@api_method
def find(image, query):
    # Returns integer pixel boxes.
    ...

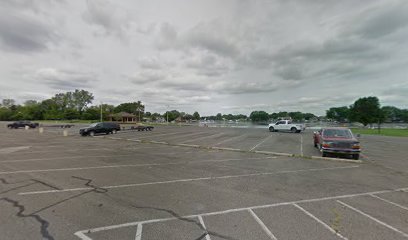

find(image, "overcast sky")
[1,0,407,115]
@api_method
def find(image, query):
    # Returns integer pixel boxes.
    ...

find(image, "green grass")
[351,128,408,137]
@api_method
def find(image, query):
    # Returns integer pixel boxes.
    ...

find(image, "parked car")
[7,121,39,129]
[313,127,361,160]
[268,120,305,133]
[79,122,120,136]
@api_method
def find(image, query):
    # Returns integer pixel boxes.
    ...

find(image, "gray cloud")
[184,54,231,77]
[210,80,302,95]
[350,2,408,39]
[1,0,407,115]
[138,57,163,69]
[33,68,94,90]
[156,22,178,50]
[128,70,166,84]
[0,8,57,52]
[83,0,131,37]
[185,23,240,58]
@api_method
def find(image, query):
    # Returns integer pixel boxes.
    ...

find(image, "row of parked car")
[6,121,154,137]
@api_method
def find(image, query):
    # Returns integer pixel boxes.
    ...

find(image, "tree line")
[326,96,408,126]
[0,89,201,122]
[1,91,406,126]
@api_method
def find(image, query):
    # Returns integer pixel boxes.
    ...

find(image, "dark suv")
[7,121,39,129]
[79,122,120,136]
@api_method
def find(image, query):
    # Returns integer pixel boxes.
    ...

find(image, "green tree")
[163,110,180,122]
[0,107,13,120]
[302,113,316,121]
[193,111,200,120]
[349,97,382,126]
[72,89,94,113]
[215,113,222,120]
[250,111,269,122]
[288,111,303,121]
[326,106,350,122]
[81,107,99,120]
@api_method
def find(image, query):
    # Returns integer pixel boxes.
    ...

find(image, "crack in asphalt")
[71,176,237,240]
[0,178,61,195]
[0,197,55,240]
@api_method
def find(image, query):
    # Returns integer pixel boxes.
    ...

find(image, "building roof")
[108,112,136,117]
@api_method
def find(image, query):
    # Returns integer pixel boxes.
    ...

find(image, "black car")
[79,122,120,136]
[7,121,39,129]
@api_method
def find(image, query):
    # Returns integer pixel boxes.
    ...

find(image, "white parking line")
[0,156,277,175]
[181,132,225,144]
[74,186,408,239]
[163,131,213,141]
[250,135,273,152]
[0,154,140,163]
[337,200,408,238]
[293,204,348,240]
[369,194,408,211]
[134,224,143,240]
[212,134,247,146]
[19,165,358,195]
[198,215,211,240]
[248,209,277,240]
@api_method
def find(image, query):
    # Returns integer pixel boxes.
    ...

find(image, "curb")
[175,143,200,148]
[253,150,294,157]
[210,147,243,152]
[100,136,363,164]
[310,156,363,163]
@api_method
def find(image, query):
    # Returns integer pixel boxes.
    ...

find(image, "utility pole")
[100,102,103,122]
[166,105,169,125]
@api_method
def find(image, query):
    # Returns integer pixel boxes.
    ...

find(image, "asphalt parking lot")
[1,123,408,240]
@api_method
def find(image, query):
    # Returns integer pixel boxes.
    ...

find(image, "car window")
[323,129,353,138]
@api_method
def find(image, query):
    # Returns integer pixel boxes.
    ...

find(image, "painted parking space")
[1,124,407,240]
[74,187,408,240]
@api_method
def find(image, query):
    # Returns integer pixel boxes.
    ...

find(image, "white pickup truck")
[268,120,305,133]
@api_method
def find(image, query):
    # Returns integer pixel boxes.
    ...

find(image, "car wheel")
[269,127,275,132]
[322,152,328,157]
[89,131,95,137]
[291,127,297,133]
[112,130,117,134]
[352,154,359,160]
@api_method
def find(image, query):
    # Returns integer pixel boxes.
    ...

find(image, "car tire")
[112,130,117,134]
[353,154,359,160]
[314,142,317,148]
[291,127,297,133]
[269,127,275,132]
[322,152,328,157]
[89,131,95,137]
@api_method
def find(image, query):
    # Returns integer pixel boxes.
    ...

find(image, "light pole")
[100,102,103,122]
[166,105,169,125]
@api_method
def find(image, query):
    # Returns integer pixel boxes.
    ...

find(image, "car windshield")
[323,129,353,138]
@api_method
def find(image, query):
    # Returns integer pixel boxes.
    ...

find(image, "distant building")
[108,112,137,123]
